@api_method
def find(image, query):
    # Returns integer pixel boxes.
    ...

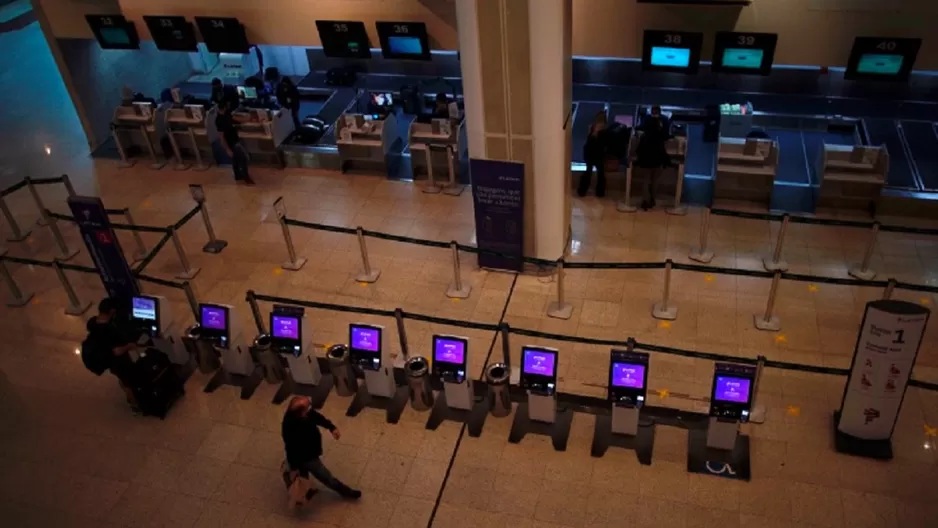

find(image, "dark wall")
[56,38,194,147]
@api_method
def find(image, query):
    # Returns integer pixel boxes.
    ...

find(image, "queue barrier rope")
[709,207,938,237]
[0,179,27,198]
[45,210,171,234]
[133,232,173,275]
[171,204,202,232]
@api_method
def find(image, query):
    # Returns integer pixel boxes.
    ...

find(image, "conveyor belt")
[900,120,938,191]
[768,129,809,185]
[866,119,917,189]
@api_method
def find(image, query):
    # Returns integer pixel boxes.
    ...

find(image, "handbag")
[281,460,315,507]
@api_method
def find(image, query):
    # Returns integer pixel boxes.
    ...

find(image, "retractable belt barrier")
[709,207,938,236]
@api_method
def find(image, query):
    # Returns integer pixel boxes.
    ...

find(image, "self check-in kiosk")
[269,307,332,407]
[508,346,573,451]
[425,335,486,436]
[344,323,408,423]
[130,295,190,368]
[687,362,755,481]
[201,303,262,399]
[590,344,654,463]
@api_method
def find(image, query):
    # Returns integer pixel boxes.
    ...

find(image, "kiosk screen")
[237,86,258,99]
[132,296,157,322]
[349,324,382,370]
[523,348,556,377]
[433,337,465,365]
[650,47,691,68]
[709,362,757,421]
[713,376,751,404]
[315,21,372,59]
[721,48,763,70]
[195,17,250,54]
[200,305,227,331]
[612,363,646,389]
[376,22,431,61]
[86,15,140,50]
[857,54,903,75]
[271,314,301,356]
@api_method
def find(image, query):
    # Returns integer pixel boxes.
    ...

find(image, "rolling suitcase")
[132,350,184,419]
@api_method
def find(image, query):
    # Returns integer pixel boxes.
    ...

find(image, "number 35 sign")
[835,299,929,459]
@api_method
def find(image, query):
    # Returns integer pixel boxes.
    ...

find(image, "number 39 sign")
[836,300,929,450]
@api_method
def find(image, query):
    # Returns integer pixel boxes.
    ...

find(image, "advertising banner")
[836,300,930,457]
[469,158,524,272]
[67,196,140,300]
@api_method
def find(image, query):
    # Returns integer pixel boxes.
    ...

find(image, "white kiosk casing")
[271,312,322,386]
[520,346,559,424]
[706,363,756,451]
[349,324,395,398]
[608,349,650,437]
[433,334,473,411]
[200,303,253,376]
[131,295,189,365]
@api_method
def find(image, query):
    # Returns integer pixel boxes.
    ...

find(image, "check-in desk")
[335,113,404,176]
[408,118,466,194]
[231,107,294,166]
[620,131,688,207]
[817,144,887,210]
[715,137,779,206]
[111,102,167,169]
[163,104,215,170]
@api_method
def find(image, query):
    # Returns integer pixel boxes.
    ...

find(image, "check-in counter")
[408,117,466,194]
[111,101,168,169]
[335,113,404,175]
[163,104,215,170]
[715,136,779,205]
[817,144,887,210]
[231,107,294,166]
[619,130,688,206]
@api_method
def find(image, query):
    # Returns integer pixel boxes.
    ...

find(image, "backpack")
[81,333,111,376]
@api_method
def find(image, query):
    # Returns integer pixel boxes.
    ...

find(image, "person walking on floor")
[215,98,255,185]
[281,396,362,500]
[635,105,671,210]
[577,111,608,197]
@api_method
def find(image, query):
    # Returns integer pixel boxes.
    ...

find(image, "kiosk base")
[425,385,488,437]
[508,402,574,451]
[832,411,893,460]
[203,368,263,400]
[272,374,334,408]
[590,413,655,464]
[686,428,751,481]
[345,385,409,424]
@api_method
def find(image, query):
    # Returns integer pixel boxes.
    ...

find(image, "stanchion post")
[616,166,637,213]
[749,355,766,424]
[170,227,200,280]
[882,278,896,300]
[422,147,441,194]
[182,281,199,321]
[546,259,573,320]
[246,290,266,335]
[47,214,79,262]
[52,260,91,315]
[652,259,678,320]
[61,174,76,198]
[665,163,687,216]
[689,207,714,263]
[0,194,30,242]
[189,185,228,254]
[754,271,782,331]
[763,214,790,272]
[849,221,879,281]
[499,323,511,373]
[395,308,409,362]
[355,226,380,283]
[273,198,307,271]
[25,178,48,226]
[123,208,148,262]
[445,241,471,299]
[0,251,33,307]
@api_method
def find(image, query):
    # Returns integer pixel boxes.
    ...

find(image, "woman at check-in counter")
[277,77,302,130]
[577,111,608,198]
[636,105,671,210]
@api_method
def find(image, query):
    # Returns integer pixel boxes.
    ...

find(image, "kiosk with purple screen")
[425,334,486,435]
[591,345,655,463]
[270,312,303,357]
[508,346,573,451]
[201,302,262,399]
[269,307,331,408]
[345,323,405,422]
[520,346,558,395]
[130,294,188,366]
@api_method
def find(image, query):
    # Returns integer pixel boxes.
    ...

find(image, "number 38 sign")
[836,300,929,456]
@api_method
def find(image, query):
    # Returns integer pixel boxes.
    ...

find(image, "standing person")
[277,76,302,130]
[577,111,608,197]
[636,105,671,210]
[215,98,255,185]
[84,298,140,414]
[281,396,362,500]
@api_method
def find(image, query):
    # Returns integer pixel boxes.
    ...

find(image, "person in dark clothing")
[210,78,225,106]
[277,77,302,130]
[432,92,451,119]
[281,396,362,499]
[215,99,255,185]
[86,298,139,413]
[578,111,608,197]
[636,105,672,210]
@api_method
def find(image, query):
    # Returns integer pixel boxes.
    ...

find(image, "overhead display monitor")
[642,30,703,74]
[376,21,432,61]
[85,15,140,51]
[712,32,777,75]
[845,37,920,82]
[349,323,383,371]
[144,16,198,52]
[316,20,372,59]
[195,16,250,54]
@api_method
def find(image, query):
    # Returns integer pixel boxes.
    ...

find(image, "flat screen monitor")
[195,16,250,54]
[376,21,431,61]
[711,31,777,75]
[642,30,702,74]
[237,86,257,99]
[856,54,904,75]
[132,296,158,322]
[522,347,557,378]
[316,20,372,59]
[611,362,646,389]
[370,92,394,108]
[144,16,198,52]
[650,47,691,68]
[199,303,229,339]
[271,313,302,356]
[845,37,920,82]
[713,376,752,404]
[433,336,466,366]
[86,15,140,51]
[349,323,382,370]
[721,48,764,70]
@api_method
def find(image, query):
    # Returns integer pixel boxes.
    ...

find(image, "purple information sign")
[272,315,300,340]
[200,306,227,331]
[132,296,157,321]
[612,363,645,389]
[522,348,556,377]
[714,376,751,404]
[434,338,466,365]
[351,326,380,352]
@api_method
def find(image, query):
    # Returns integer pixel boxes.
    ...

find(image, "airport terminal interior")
[2,0,938,527]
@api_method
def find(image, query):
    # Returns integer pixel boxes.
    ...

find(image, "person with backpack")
[83,298,140,414]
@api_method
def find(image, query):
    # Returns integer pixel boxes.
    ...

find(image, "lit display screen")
[350,325,380,352]
[611,363,645,389]
[200,305,227,331]
[522,347,556,377]
[433,337,466,365]
[388,36,424,55]
[131,296,157,321]
[856,53,904,75]
[722,48,764,69]
[713,376,752,404]
[650,47,691,68]
[272,315,300,340]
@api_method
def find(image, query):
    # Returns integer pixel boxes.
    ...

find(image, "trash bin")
[327,344,357,397]
[405,356,434,412]
[251,334,284,384]
[184,325,221,374]
[485,362,511,418]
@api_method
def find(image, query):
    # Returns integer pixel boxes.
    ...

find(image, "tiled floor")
[3,17,938,528]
